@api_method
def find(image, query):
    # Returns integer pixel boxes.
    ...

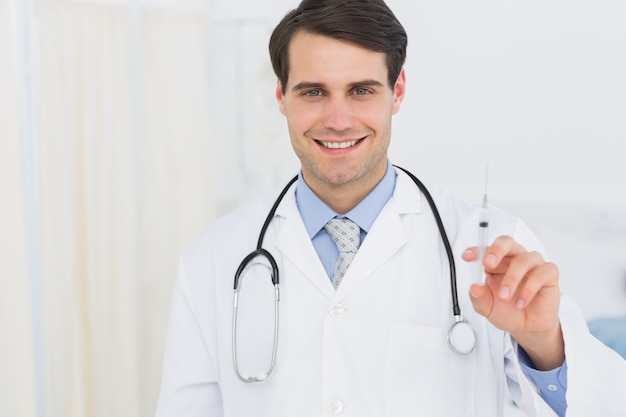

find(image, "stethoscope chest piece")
[447,318,476,355]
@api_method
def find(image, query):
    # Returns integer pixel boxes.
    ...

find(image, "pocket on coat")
[384,324,475,417]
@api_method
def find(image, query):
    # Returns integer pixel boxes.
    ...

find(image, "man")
[155,0,626,416]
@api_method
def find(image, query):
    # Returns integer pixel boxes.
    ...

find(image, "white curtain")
[1,0,214,416]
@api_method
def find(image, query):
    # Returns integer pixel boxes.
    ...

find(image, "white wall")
[389,0,626,201]
[209,0,626,320]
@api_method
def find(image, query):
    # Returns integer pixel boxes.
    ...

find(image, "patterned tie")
[324,218,361,289]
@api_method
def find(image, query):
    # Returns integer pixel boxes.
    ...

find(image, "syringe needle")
[477,164,489,283]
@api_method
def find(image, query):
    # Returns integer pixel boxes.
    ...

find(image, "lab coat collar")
[273,167,426,300]
[295,161,397,238]
[389,166,425,216]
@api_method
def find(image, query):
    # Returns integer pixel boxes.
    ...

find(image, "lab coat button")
[329,399,344,414]
[329,305,345,318]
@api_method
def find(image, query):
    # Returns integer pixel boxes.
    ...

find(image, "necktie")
[324,218,361,289]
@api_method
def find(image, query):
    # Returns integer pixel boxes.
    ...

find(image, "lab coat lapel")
[273,190,335,298]
[271,170,424,300]
[335,171,423,298]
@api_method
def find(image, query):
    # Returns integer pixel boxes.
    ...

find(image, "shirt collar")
[296,161,397,238]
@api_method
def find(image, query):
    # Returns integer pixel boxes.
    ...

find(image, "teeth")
[320,140,359,149]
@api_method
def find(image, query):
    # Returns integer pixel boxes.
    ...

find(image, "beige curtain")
[136,6,213,413]
[2,0,213,416]
[0,0,39,415]
[37,3,139,416]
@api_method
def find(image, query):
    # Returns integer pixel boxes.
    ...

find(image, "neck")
[303,164,387,214]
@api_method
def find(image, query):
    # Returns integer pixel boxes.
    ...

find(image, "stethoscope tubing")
[232,167,475,383]
[231,176,296,382]
[392,166,462,318]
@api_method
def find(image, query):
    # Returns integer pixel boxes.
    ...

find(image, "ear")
[276,79,287,115]
[391,68,406,115]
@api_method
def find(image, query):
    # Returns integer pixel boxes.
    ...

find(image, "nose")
[322,96,353,131]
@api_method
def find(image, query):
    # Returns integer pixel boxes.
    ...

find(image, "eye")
[303,89,322,97]
[353,87,372,95]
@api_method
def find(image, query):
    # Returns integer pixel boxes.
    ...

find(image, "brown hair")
[269,0,408,93]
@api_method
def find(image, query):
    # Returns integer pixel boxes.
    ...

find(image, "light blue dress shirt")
[296,163,395,279]
[294,161,567,417]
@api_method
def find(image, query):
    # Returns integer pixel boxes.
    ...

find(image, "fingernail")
[485,254,497,267]
[499,286,511,300]
[516,299,525,310]
[470,286,479,299]
[463,248,473,257]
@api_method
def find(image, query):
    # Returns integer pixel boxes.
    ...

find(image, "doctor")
[155,0,626,416]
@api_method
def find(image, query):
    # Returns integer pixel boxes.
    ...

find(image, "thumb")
[469,284,493,317]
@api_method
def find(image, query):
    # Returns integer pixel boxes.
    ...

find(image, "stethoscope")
[232,166,476,383]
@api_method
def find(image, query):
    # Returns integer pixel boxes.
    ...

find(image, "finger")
[497,251,546,302]
[483,236,527,270]
[462,247,478,262]
[513,262,559,310]
[464,245,508,267]
[465,236,525,267]
[469,283,493,318]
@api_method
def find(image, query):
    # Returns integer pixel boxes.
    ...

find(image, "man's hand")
[463,235,565,370]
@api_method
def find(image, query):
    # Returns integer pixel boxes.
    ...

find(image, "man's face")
[276,31,405,200]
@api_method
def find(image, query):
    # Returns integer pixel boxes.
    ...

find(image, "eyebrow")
[291,79,385,92]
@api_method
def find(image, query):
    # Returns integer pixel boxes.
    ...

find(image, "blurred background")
[1,0,624,416]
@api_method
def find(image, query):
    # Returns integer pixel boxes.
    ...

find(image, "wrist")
[514,324,565,371]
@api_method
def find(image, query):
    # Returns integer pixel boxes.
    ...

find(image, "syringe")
[476,164,489,283]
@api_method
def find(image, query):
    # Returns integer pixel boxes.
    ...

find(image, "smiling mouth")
[316,138,364,149]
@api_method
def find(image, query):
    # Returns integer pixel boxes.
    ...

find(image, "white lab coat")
[155,168,626,417]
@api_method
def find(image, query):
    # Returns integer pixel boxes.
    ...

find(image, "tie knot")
[324,218,361,253]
